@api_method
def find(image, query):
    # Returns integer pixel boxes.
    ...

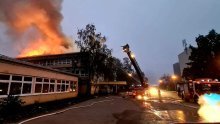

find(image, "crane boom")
[122,44,148,87]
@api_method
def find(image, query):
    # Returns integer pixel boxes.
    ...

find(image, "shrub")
[0,95,24,120]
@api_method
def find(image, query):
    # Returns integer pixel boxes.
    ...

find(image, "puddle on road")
[140,100,203,123]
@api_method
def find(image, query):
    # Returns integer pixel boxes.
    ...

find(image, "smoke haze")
[0,0,73,57]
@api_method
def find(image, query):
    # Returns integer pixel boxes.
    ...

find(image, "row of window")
[37,59,72,66]
[74,69,89,77]
[0,74,77,96]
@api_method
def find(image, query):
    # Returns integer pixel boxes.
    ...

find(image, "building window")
[24,77,32,81]
[61,80,66,91]
[66,84,70,91]
[22,76,32,94]
[36,78,43,82]
[10,82,22,95]
[44,78,49,83]
[49,79,55,92]
[35,84,42,93]
[66,59,71,64]
[66,81,70,91]
[61,84,65,91]
[57,84,61,92]
[0,74,10,80]
[49,84,55,92]
[43,84,49,93]
[57,80,61,83]
[0,82,9,95]
[22,83,32,94]
[70,81,76,92]
[50,79,55,83]
[12,75,22,81]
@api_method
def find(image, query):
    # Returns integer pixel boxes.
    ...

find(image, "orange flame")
[16,3,71,57]
[0,0,72,57]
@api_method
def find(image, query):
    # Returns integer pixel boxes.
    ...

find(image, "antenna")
[182,39,188,54]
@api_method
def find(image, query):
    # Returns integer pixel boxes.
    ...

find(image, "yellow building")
[0,55,78,105]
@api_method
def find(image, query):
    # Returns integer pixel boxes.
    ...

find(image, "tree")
[183,29,220,79]
[158,74,176,91]
[0,95,24,121]
[75,24,112,95]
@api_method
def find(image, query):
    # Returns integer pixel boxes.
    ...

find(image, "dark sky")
[1,0,220,84]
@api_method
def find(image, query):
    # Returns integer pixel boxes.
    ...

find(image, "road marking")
[18,98,114,124]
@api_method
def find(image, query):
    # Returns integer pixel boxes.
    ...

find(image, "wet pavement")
[19,90,205,124]
[116,90,203,124]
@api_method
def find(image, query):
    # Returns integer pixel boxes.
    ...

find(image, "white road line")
[18,98,114,124]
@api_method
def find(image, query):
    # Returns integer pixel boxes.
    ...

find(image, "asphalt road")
[19,90,204,124]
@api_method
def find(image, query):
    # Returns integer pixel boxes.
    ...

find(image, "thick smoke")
[0,0,73,57]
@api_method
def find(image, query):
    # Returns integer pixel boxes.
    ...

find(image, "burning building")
[17,52,127,95]
[0,0,126,96]
[17,52,91,95]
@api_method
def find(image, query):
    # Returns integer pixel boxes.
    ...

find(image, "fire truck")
[122,44,148,88]
[122,44,150,99]
[176,78,220,103]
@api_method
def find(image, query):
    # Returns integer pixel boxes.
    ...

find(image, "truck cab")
[176,78,220,103]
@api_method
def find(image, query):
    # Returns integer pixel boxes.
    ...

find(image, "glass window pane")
[43,84,49,93]
[0,74,10,80]
[50,79,55,83]
[24,77,32,81]
[0,82,9,95]
[57,84,61,92]
[12,76,22,81]
[10,82,22,95]
[36,78,43,82]
[49,84,54,92]
[44,78,49,82]
[61,84,65,91]
[57,80,61,83]
[35,84,42,93]
[66,81,69,85]
[62,80,65,84]
[66,85,69,91]
[70,81,77,92]
[22,83,32,94]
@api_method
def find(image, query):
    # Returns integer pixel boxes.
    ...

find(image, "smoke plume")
[0,0,73,57]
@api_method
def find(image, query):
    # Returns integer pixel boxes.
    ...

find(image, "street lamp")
[131,53,135,58]
[171,75,177,80]
[128,73,132,77]
[171,75,177,91]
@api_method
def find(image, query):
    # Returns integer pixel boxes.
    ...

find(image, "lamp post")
[158,79,162,102]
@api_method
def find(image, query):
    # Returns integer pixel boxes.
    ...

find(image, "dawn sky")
[1,0,220,84]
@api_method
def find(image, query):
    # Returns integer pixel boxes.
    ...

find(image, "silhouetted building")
[173,62,181,77]
[178,48,192,76]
